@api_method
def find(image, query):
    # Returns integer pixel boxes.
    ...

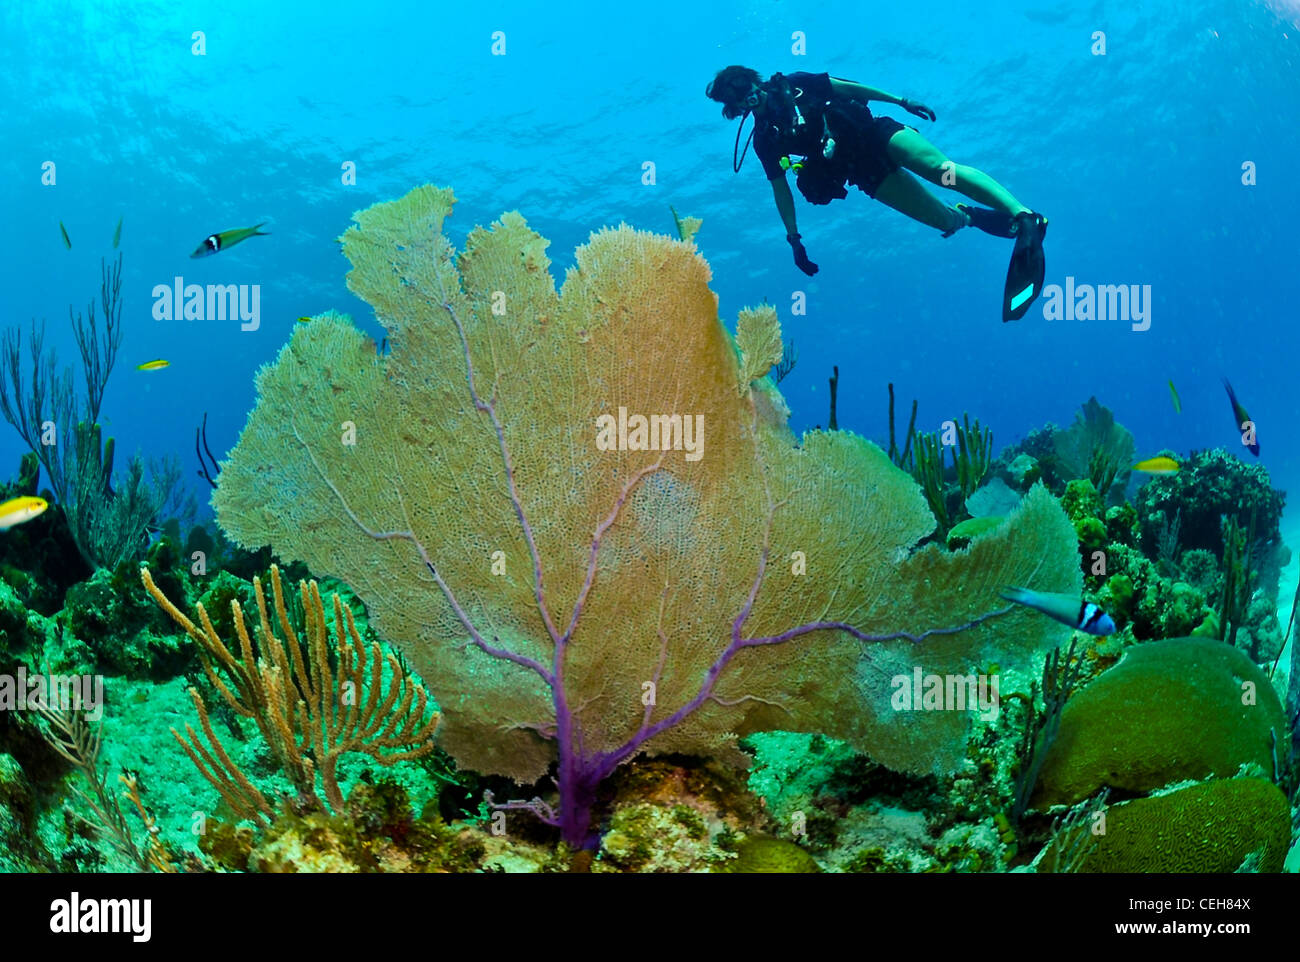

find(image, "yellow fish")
[137,359,170,371]
[296,316,313,323]
[0,496,49,530]
[1133,455,1179,474]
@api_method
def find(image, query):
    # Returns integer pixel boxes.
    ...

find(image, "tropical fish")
[1133,455,1179,474]
[296,316,313,323]
[0,496,49,530]
[112,216,122,249]
[136,359,170,371]
[1167,379,1180,414]
[1000,586,1116,636]
[59,221,71,249]
[190,222,269,258]
[1222,378,1260,456]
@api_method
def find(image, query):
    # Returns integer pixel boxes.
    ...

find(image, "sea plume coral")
[213,185,1080,848]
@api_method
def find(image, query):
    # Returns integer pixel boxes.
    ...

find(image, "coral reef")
[61,562,193,679]
[0,198,1287,877]
[210,185,1082,848]
[0,455,86,615]
[1135,448,1285,569]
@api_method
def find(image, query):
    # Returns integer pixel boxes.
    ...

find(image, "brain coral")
[1032,638,1288,808]
[1042,778,1291,873]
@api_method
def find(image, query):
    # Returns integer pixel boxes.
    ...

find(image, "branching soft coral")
[211,185,1080,848]
[141,565,439,823]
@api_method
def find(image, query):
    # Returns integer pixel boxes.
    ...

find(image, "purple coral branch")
[435,291,564,649]
[564,458,663,643]
[430,281,614,844]
[425,563,557,683]
[290,419,555,686]
[588,602,1018,786]
[740,604,1017,648]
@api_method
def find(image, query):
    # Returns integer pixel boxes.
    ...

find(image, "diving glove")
[899,98,937,122]
[788,233,819,276]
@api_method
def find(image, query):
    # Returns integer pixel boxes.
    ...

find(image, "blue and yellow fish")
[1000,586,1116,635]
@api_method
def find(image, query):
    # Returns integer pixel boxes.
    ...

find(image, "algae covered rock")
[717,835,821,873]
[1103,502,1138,547]
[1042,778,1290,873]
[245,781,486,873]
[1061,479,1103,524]
[1006,454,1040,491]
[1032,638,1287,808]
[60,565,193,678]
[0,752,48,871]
[600,802,717,872]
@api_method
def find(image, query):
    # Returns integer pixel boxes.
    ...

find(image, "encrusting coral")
[140,564,439,823]
[211,185,1081,849]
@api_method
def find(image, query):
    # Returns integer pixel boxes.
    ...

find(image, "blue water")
[1,0,1297,521]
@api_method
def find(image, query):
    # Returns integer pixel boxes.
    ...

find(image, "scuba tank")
[731,73,873,204]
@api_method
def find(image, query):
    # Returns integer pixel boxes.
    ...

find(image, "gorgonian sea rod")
[213,185,1079,848]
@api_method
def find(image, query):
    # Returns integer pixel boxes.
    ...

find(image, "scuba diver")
[705,66,1048,321]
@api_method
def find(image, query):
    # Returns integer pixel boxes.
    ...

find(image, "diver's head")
[706,65,765,119]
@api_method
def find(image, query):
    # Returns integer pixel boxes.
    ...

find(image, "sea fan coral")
[212,185,1080,847]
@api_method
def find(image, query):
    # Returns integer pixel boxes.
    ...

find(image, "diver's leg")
[885,127,1028,215]
[873,168,966,232]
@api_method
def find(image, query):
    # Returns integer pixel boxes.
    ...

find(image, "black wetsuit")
[752,71,911,201]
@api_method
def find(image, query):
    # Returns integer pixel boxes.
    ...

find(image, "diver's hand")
[900,98,936,122]
[788,233,819,275]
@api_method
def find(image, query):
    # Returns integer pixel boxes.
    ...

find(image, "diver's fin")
[1002,211,1048,322]
[957,203,1017,238]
